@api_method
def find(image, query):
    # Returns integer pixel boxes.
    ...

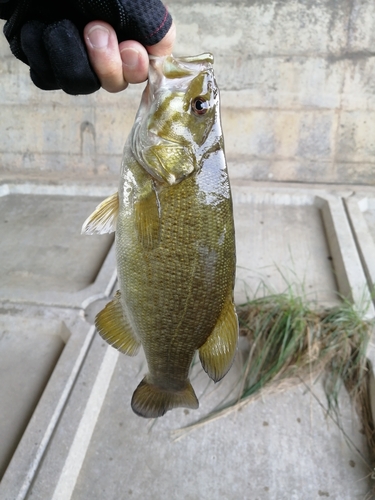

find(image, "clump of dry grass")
[173,293,375,479]
[237,295,371,413]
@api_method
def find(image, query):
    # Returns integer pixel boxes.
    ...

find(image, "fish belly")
[116,168,235,417]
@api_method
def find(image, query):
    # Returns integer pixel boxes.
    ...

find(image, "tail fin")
[131,376,199,418]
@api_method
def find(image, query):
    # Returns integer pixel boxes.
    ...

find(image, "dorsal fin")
[82,192,119,235]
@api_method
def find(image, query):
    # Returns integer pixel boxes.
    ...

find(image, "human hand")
[0,0,174,95]
[84,20,175,93]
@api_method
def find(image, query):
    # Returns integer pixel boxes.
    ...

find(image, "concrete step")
[0,315,66,479]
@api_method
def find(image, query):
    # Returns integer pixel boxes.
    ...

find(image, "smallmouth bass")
[82,53,238,418]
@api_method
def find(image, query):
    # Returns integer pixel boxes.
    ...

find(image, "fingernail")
[120,48,140,68]
[86,26,109,49]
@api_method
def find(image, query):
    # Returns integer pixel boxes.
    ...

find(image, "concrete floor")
[0,180,374,499]
[27,335,371,500]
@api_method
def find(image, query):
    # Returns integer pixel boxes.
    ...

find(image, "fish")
[82,53,238,418]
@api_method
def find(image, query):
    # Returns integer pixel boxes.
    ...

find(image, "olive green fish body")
[82,54,238,418]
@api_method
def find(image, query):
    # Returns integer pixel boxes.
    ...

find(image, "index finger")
[146,21,176,56]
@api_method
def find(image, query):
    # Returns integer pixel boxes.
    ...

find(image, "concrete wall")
[0,0,375,185]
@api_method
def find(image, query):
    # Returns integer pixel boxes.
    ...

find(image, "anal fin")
[95,290,140,356]
[131,376,199,418]
[199,295,239,382]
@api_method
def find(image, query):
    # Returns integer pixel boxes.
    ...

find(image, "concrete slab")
[344,192,375,435]
[345,193,375,297]
[0,305,101,498]
[0,193,109,291]
[22,335,372,500]
[0,183,116,308]
[232,182,374,318]
[0,181,118,494]
[0,316,67,478]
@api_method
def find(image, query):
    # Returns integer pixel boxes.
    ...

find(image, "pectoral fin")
[134,185,161,250]
[95,291,140,356]
[82,192,119,235]
[199,296,239,382]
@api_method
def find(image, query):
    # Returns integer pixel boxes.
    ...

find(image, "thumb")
[146,21,176,56]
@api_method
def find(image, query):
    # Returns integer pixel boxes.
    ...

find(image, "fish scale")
[119,178,227,349]
[82,53,238,418]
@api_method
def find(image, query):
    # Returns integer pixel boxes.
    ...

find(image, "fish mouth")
[149,53,214,80]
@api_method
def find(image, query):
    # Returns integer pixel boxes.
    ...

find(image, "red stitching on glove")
[145,7,169,40]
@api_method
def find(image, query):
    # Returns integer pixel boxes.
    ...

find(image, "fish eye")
[191,97,209,115]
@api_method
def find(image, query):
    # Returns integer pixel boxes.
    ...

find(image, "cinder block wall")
[0,0,374,185]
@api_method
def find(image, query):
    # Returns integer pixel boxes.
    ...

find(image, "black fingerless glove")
[0,0,172,95]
